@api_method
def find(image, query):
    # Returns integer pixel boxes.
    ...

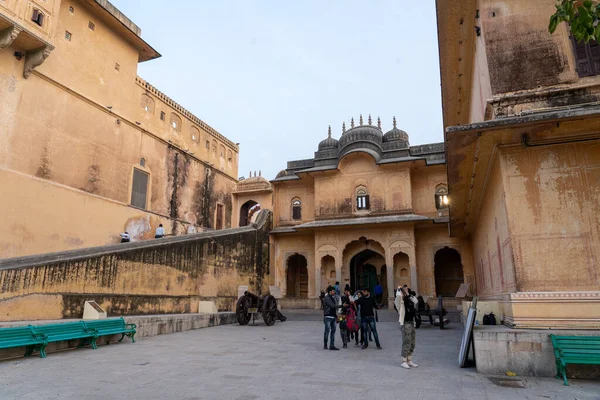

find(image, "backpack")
[488,312,497,325]
[483,314,491,325]
[346,306,359,333]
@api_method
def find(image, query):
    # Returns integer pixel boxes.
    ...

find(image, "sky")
[111,0,443,180]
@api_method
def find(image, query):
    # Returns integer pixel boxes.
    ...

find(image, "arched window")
[435,184,449,209]
[32,9,45,26]
[190,126,200,143]
[170,113,182,132]
[292,199,302,220]
[141,94,155,114]
[227,150,233,163]
[212,140,217,155]
[356,186,369,210]
[219,145,225,158]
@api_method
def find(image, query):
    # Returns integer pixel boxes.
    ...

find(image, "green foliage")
[549,0,600,42]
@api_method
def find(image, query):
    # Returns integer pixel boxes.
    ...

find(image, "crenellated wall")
[0,211,272,321]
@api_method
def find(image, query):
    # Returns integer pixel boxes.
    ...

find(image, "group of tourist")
[322,283,419,369]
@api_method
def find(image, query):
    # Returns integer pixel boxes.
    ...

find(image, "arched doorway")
[393,252,410,289]
[434,247,463,297]
[320,255,336,291]
[239,200,258,227]
[350,250,384,294]
[286,254,308,298]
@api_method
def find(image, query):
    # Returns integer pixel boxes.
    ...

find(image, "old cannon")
[236,291,287,326]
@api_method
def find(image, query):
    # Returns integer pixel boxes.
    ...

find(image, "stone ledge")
[0,312,236,361]
[473,325,600,379]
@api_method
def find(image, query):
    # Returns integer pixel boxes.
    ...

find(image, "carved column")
[410,264,418,293]
[23,45,53,79]
[385,252,394,309]
[0,26,22,49]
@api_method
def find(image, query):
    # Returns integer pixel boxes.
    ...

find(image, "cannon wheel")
[236,296,252,325]
[262,295,277,326]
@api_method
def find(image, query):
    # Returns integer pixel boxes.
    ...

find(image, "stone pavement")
[0,310,598,400]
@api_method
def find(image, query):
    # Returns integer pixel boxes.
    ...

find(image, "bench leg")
[40,344,47,359]
[561,362,569,386]
[91,337,97,350]
[118,333,126,342]
[24,345,33,357]
[129,332,136,343]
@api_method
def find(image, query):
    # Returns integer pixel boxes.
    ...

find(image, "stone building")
[437,0,600,329]
[262,117,473,309]
[0,0,238,258]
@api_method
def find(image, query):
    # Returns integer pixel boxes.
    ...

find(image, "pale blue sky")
[112,0,442,180]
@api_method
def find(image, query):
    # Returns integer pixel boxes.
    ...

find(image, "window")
[191,127,200,142]
[292,199,302,220]
[219,145,225,158]
[435,184,449,210]
[65,31,72,41]
[160,111,165,121]
[115,63,120,71]
[69,6,74,13]
[131,168,149,209]
[215,204,224,230]
[141,94,154,114]
[205,140,210,149]
[139,158,146,167]
[571,35,600,77]
[170,114,182,131]
[32,9,44,26]
[227,150,233,163]
[88,21,95,31]
[356,187,369,210]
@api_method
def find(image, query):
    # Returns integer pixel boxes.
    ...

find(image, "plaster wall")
[273,179,315,225]
[0,0,60,41]
[501,142,600,292]
[472,155,515,298]
[468,0,493,123]
[411,164,447,217]
[0,211,272,321]
[478,0,580,95]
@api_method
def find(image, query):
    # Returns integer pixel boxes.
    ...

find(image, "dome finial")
[393,116,397,129]
[351,117,355,128]
[377,116,381,129]
[328,125,332,138]
[342,121,346,133]
[359,114,363,126]
[368,114,372,125]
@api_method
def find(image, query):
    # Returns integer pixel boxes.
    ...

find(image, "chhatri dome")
[318,125,339,150]
[383,116,410,145]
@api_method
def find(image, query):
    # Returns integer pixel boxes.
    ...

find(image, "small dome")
[318,125,339,150]
[275,169,288,179]
[235,174,271,192]
[383,117,409,144]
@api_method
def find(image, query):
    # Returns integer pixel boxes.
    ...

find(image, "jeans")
[361,316,380,347]
[323,317,336,348]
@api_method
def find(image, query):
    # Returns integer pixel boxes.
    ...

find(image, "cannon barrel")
[243,291,261,302]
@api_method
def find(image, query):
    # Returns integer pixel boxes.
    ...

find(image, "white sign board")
[83,300,107,320]
[238,285,249,299]
[269,286,282,299]
[455,283,470,298]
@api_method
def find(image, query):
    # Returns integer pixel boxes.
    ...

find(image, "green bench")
[550,334,600,386]
[0,326,47,358]
[31,321,98,356]
[83,318,136,343]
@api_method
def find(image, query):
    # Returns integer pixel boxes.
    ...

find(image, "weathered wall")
[0,1,238,258]
[502,142,600,292]
[479,0,578,95]
[411,164,448,217]
[472,155,515,297]
[469,0,493,123]
[0,211,272,321]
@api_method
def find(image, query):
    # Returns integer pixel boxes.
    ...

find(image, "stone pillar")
[335,257,342,288]
[410,264,418,293]
[315,268,321,299]
[386,252,394,309]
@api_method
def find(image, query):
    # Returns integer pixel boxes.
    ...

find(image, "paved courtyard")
[0,311,598,400]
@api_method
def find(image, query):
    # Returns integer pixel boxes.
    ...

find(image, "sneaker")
[330,346,340,351]
[400,362,410,369]
[343,344,347,348]
[324,344,327,350]
[408,361,418,368]
[376,346,382,350]
[361,344,368,349]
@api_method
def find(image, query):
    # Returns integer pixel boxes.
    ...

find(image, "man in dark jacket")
[355,287,382,349]
[323,286,345,350]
